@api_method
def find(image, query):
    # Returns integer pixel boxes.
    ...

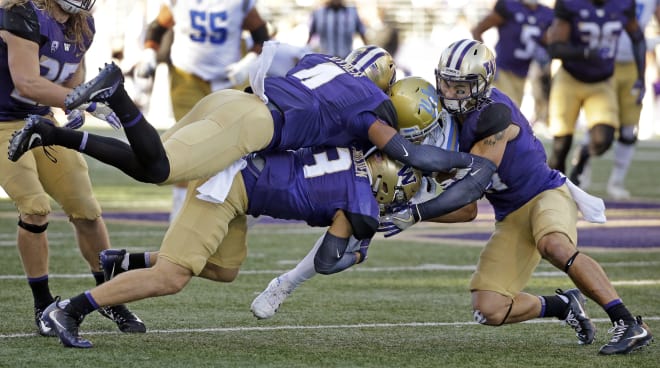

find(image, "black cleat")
[599,316,653,355]
[65,62,123,110]
[8,115,52,162]
[42,298,91,348]
[99,249,126,281]
[557,288,596,345]
[35,305,57,337]
[98,304,146,333]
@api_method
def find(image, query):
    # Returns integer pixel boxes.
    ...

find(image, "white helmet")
[56,0,96,14]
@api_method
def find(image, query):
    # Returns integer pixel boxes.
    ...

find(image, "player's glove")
[632,79,646,105]
[134,48,158,79]
[66,102,121,130]
[225,51,258,87]
[377,204,420,238]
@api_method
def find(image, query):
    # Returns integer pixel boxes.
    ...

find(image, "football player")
[471,0,554,108]
[579,0,660,199]
[8,46,496,208]
[132,0,270,222]
[38,145,421,348]
[0,0,144,336]
[545,0,647,189]
[380,39,652,355]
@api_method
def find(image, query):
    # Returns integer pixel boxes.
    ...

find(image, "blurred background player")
[133,0,270,222]
[471,0,554,111]
[307,0,368,58]
[545,0,647,188]
[0,0,144,336]
[574,0,660,199]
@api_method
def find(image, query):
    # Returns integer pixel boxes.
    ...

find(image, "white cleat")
[251,277,294,319]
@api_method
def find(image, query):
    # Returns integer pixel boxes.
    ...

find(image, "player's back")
[263,54,396,151]
[245,146,378,228]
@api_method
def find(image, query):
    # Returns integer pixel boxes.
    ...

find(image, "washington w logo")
[398,165,418,186]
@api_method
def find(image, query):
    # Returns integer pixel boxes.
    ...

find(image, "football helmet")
[435,39,496,114]
[55,0,96,14]
[389,76,440,143]
[345,45,396,92]
[366,151,421,206]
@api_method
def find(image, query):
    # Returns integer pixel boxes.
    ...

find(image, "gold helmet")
[389,76,440,143]
[435,39,496,114]
[366,151,421,206]
[345,45,396,92]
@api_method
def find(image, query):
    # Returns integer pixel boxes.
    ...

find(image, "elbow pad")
[415,156,496,221]
[383,134,473,173]
[314,232,350,275]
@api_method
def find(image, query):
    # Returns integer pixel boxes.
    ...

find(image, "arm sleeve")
[413,156,497,221]
[382,134,475,173]
[314,232,350,275]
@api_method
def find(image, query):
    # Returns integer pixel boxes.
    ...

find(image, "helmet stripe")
[447,39,477,70]
[351,46,386,73]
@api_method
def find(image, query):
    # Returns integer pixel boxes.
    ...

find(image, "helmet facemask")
[56,0,96,14]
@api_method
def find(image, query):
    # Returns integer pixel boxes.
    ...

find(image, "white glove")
[134,48,158,78]
[225,51,258,86]
[78,102,122,130]
[64,108,85,129]
[377,205,419,238]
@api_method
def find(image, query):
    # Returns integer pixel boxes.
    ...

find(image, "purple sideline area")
[95,200,660,249]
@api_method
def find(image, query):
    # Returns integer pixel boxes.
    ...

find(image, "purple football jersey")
[0,2,93,121]
[494,0,554,76]
[244,146,380,232]
[263,53,396,151]
[458,89,565,220]
[555,0,636,82]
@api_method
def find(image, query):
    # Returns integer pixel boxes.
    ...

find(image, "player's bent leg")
[471,290,516,326]
[198,263,239,282]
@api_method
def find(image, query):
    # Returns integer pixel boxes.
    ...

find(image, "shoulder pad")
[474,103,511,142]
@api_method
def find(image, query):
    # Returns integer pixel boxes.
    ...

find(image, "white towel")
[564,178,607,223]
[196,159,247,204]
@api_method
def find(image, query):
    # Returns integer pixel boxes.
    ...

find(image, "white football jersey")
[616,0,660,62]
[166,0,256,82]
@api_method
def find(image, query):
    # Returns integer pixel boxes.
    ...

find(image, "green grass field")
[0,130,658,367]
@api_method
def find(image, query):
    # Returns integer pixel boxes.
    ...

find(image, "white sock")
[608,142,635,186]
[281,234,324,288]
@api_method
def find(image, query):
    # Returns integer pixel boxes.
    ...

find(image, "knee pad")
[618,125,637,145]
[588,125,615,156]
[18,217,48,233]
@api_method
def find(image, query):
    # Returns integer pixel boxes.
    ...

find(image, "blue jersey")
[555,0,636,83]
[494,0,554,76]
[263,53,397,152]
[0,2,93,121]
[458,89,565,220]
[243,146,379,238]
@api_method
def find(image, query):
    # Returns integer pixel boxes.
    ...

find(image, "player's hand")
[64,108,85,129]
[632,79,646,105]
[225,51,258,86]
[134,48,158,78]
[378,204,418,238]
[78,102,122,130]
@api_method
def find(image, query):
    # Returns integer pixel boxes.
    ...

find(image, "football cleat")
[599,316,653,355]
[35,305,57,337]
[557,288,596,345]
[65,62,123,110]
[606,183,631,200]
[250,277,294,320]
[99,249,126,281]
[42,297,92,348]
[98,304,146,333]
[8,115,52,162]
